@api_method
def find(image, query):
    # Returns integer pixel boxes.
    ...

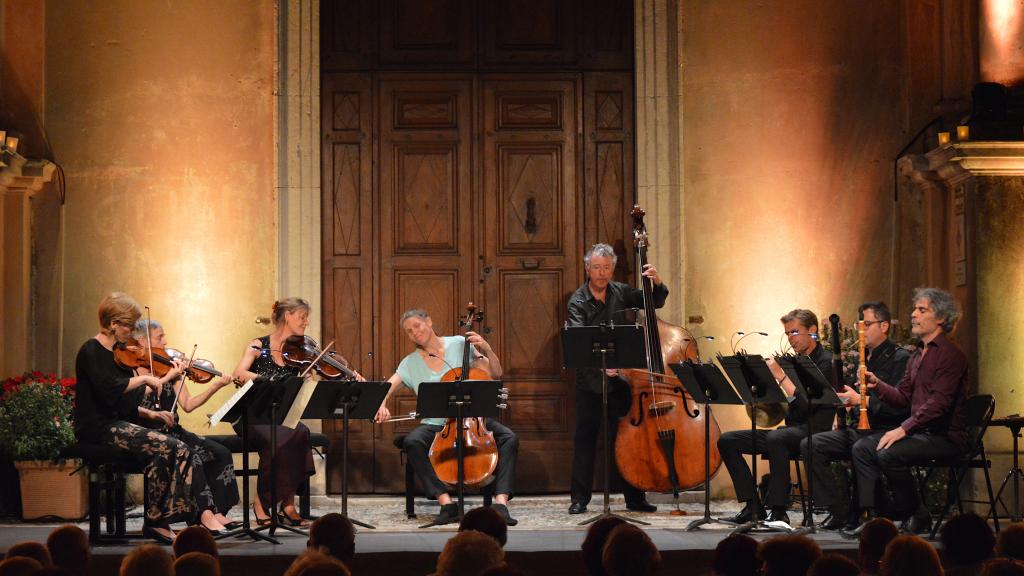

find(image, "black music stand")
[561,324,648,526]
[247,376,307,539]
[415,379,503,528]
[671,360,743,531]
[719,353,791,535]
[992,416,1024,522]
[301,381,389,529]
[777,355,842,533]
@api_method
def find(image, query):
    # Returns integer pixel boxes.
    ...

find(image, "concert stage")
[0,495,876,575]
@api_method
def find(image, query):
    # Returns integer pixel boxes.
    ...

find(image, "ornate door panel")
[374,76,477,492]
[481,77,580,492]
[321,74,376,492]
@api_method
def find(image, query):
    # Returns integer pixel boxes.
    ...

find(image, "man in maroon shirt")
[845,287,969,536]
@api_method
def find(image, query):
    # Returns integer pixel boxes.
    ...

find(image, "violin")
[427,303,500,489]
[277,335,359,380]
[113,338,226,384]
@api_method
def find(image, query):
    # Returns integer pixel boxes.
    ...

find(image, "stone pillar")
[634,0,686,324]
[278,0,322,330]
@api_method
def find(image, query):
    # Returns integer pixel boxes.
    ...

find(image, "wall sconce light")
[937,131,951,146]
[5,134,19,154]
[956,125,970,141]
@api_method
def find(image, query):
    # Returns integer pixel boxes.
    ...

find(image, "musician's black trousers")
[570,386,646,507]
[851,431,958,518]
[717,425,806,509]
[800,428,885,509]
[403,419,519,499]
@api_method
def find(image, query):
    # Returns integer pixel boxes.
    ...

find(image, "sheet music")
[208,379,254,426]
[282,376,318,429]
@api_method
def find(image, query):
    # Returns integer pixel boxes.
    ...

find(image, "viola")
[427,303,500,489]
[278,335,359,380]
[616,205,723,498]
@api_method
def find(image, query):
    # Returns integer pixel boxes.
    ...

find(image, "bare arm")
[374,372,405,423]
[232,339,264,382]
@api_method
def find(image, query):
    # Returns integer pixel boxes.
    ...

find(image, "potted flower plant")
[0,371,86,520]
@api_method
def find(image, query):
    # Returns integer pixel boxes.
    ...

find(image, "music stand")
[301,381,389,529]
[415,379,502,528]
[245,376,307,539]
[671,360,743,531]
[719,353,791,535]
[561,324,648,526]
[776,355,842,533]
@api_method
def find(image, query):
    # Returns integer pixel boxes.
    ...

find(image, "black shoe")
[568,501,587,515]
[222,521,242,530]
[626,500,657,513]
[840,509,876,539]
[433,503,460,525]
[821,506,848,530]
[491,503,518,526]
[722,502,765,524]
[766,508,791,525]
[899,510,932,534]
[142,523,174,545]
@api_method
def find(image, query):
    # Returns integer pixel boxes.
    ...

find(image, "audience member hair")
[880,534,943,576]
[308,513,357,564]
[173,525,220,559]
[283,549,351,576]
[173,552,220,576]
[119,544,174,576]
[859,517,900,575]
[711,533,759,576]
[601,523,661,576]
[5,541,52,567]
[32,569,74,576]
[941,512,995,567]
[435,530,505,576]
[982,559,1024,576]
[46,524,90,576]
[580,516,627,576]
[997,523,1024,561]
[0,557,43,576]
[758,534,822,576]
[459,506,508,547]
[479,565,525,576]
[808,553,860,576]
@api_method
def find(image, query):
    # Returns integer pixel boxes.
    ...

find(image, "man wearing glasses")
[846,288,970,535]
[801,302,911,531]
[718,309,835,526]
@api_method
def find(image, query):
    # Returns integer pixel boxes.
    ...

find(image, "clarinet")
[829,314,848,429]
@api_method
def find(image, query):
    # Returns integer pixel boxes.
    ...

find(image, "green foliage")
[0,372,76,461]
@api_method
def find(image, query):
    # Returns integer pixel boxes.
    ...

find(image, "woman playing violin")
[133,319,240,534]
[374,308,520,526]
[73,292,195,544]
[231,297,342,527]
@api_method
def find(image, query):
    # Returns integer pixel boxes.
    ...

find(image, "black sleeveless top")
[249,335,301,381]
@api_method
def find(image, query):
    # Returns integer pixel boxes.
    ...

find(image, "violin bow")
[143,306,160,410]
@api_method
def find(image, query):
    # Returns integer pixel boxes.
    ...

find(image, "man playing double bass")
[566,243,660,515]
[374,308,520,526]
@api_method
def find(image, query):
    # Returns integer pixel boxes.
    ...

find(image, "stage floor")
[0,495,876,576]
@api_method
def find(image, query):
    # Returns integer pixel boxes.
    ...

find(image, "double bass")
[616,206,723,499]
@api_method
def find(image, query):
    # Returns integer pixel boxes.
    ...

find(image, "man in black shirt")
[566,243,663,515]
[800,302,911,530]
[718,309,834,526]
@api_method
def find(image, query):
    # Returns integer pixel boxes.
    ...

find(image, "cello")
[616,205,723,500]
[427,303,500,488]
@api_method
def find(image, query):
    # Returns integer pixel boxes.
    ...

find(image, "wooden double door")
[321,72,634,493]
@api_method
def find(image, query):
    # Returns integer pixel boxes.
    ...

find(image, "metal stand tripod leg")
[731,398,790,536]
[340,405,375,529]
[580,349,649,527]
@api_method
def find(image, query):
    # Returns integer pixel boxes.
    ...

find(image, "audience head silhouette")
[0,557,43,576]
[459,506,508,547]
[941,512,994,568]
[758,534,822,576]
[580,516,627,576]
[4,541,51,567]
[859,517,900,575]
[601,523,661,576]
[981,558,1024,576]
[119,544,174,576]
[284,549,351,576]
[173,525,220,559]
[173,552,220,576]
[46,525,90,576]
[808,553,860,576]
[997,523,1024,561]
[711,533,759,576]
[880,534,943,576]
[436,530,505,576]
[308,513,357,564]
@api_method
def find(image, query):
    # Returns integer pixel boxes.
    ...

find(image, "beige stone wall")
[677,0,974,497]
[43,0,277,433]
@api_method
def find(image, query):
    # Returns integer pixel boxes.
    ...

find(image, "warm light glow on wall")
[981,0,1024,86]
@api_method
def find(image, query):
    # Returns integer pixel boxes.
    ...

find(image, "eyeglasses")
[861,320,885,327]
